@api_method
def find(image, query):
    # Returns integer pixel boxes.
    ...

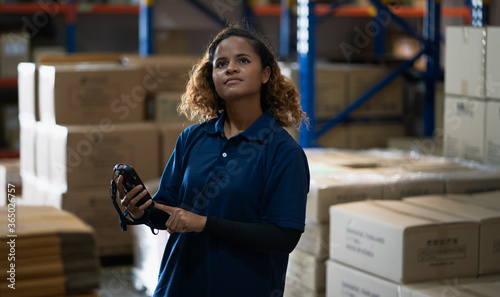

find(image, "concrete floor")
[97,266,150,297]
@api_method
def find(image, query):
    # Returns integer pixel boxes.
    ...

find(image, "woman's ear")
[262,66,271,84]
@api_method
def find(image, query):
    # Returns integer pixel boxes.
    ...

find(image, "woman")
[118,24,310,297]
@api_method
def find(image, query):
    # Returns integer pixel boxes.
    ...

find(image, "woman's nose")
[226,62,238,73]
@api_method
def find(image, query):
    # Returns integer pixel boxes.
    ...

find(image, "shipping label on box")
[326,260,401,297]
[443,96,486,162]
[38,64,146,125]
[403,195,500,275]
[329,200,479,283]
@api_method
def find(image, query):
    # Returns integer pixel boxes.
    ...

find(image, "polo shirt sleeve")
[261,143,310,232]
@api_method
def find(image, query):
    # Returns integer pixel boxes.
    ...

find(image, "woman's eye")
[216,61,227,68]
[239,58,250,64]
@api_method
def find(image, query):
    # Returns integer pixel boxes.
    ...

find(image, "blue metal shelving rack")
[297,0,444,148]
[137,1,485,148]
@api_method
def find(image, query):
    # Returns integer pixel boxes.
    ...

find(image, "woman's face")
[212,36,270,103]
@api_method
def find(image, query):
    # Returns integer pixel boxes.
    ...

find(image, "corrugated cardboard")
[326,260,401,297]
[285,278,325,297]
[329,200,479,283]
[403,195,500,275]
[296,221,329,260]
[158,122,190,171]
[443,96,486,162]
[347,66,404,118]
[49,122,160,192]
[308,175,383,223]
[38,63,145,125]
[485,99,500,166]
[287,249,326,292]
[486,27,500,100]
[445,26,486,98]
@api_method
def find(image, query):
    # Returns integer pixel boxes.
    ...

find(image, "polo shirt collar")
[206,110,278,141]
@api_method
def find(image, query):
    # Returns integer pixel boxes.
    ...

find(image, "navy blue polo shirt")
[151,110,310,297]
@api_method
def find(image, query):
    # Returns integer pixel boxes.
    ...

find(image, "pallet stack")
[284,148,500,297]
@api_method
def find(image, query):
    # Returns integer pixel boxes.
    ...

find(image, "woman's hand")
[117,175,153,219]
[154,204,207,234]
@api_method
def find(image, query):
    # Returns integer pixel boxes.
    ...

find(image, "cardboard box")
[445,27,485,98]
[329,200,479,283]
[445,170,500,194]
[38,63,145,125]
[486,27,500,100]
[443,96,486,162]
[403,195,500,275]
[485,99,500,166]
[401,277,500,297]
[121,54,198,93]
[285,279,325,297]
[347,66,404,118]
[49,122,160,192]
[382,174,445,200]
[287,249,326,292]
[326,260,401,297]
[347,122,405,149]
[296,221,330,260]
[44,188,134,257]
[316,124,349,149]
[158,122,190,170]
[307,175,383,223]
[279,62,347,121]
[155,92,188,123]
[316,63,348,120]
[0,31,30,78]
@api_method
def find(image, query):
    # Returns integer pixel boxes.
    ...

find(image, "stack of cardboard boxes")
[326,191,500,297]
[284,148,500,297]
[17,54,196,258]
[0,205,101,297]
[280,62,406,149]
[444,26,500,167]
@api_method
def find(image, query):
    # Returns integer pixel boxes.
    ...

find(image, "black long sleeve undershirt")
[143,204,302,254]
[203,215,301,254]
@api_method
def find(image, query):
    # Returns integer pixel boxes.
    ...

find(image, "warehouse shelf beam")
[297,0,317,148]
[279,0,291,59]
[139,0,154,56]
[66,0,76,53]
[422,0,440,137]
[298,0,444,147]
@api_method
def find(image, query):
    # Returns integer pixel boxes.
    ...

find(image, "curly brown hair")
[178,25,307,129]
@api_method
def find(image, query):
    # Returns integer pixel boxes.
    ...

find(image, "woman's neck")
[223,100,263,139]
